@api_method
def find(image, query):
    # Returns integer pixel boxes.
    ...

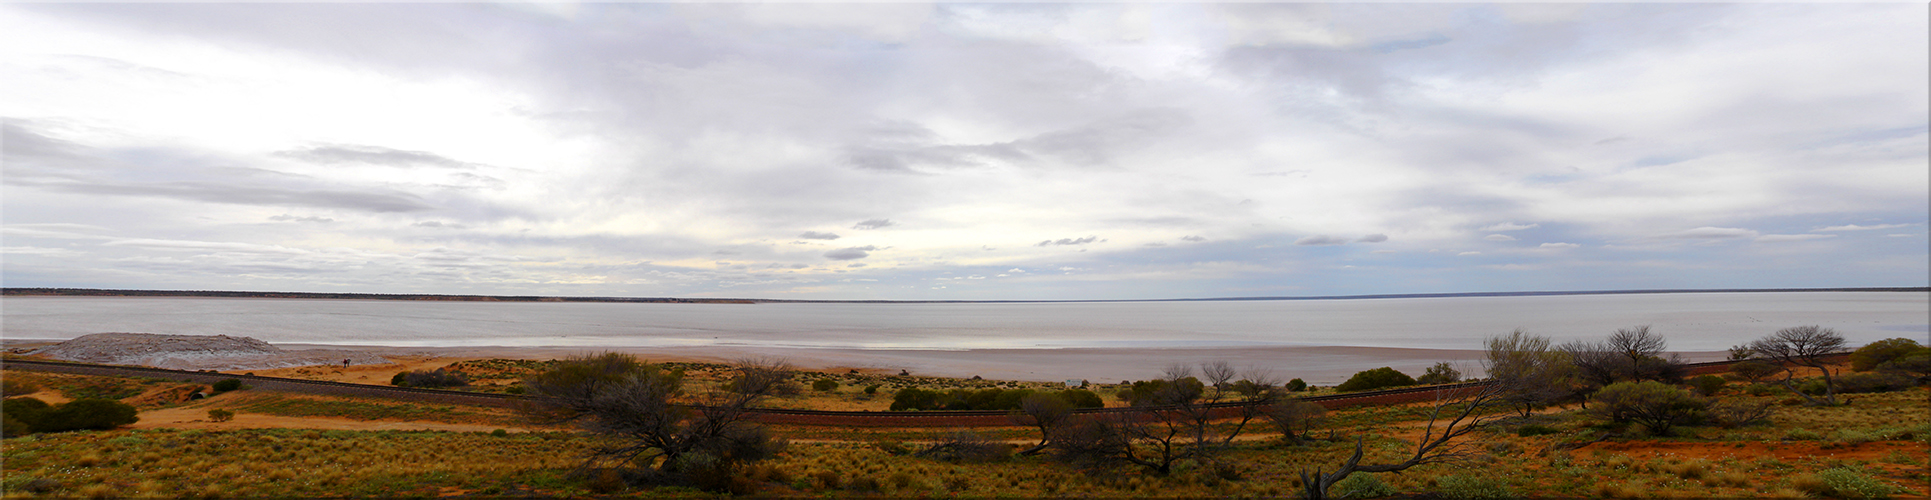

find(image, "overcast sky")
[3,3,1925,300]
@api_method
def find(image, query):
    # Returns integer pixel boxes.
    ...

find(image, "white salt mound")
[33,332,389,371]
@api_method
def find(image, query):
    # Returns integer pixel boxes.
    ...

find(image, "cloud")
[1815,223,1909,231]
[1484,234,1517,242]
[1481,222,1539,231]
[1539,242,1580,249]
[852,219,895,230]
[798,231,841,240]
[1036,236,1098,247]
[268,214,334,223]
[275,144,474,169]
[1458,251,1482,256]
[1654,227,1760,240]
[413,221,468,229]
[823,246,878,260]
[1356,233,1388,243]
[1295,235,1348,246]
[1755,234,1836,243]
[1181,235,1207,242]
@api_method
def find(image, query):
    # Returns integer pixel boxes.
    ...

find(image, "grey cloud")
[42,181,436,213]
[1356,233,1388,243]
[1480,222,1539,231]
[824,245,878,260]
[1655,227,1758,239]
[1755,234,1835,243]
[1816,223,1909,231]
[1295,235,1348,246]
[1012,109,1193,166]
[852,219,895,230]
[414,221,468,229]
[798,231,841,240]
[1484,234,1516,242]
[276,144,474,169]
[269,214,334,223]
[1035,236,1099,247]
[1181,235,1208,242]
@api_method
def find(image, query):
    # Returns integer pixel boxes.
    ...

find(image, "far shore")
[4,338,1726,385]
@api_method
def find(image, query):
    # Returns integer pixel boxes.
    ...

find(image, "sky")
[2,2,1926,301]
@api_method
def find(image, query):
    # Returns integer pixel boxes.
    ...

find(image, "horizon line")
[3,286,1925,304]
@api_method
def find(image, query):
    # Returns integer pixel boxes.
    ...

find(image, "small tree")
[1417,362,1462,385]
[1729,359,1780,383]
[207,409,235,423]
[1687,375,1727,397]
[1335,367,1415,393]
[520,353,790,491]
[211,379,243,392]
[1052,362,1279,476]
[1486,329,1576,415]
[1590,381,1706,435]
[1285,378,1308,392]
[1748,325,1849,406]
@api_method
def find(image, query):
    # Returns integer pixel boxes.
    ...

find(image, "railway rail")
[0,355,1808,427]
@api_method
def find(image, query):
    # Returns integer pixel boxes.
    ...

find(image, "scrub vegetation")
[2,328,1927,498]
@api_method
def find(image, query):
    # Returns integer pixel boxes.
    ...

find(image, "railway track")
[0,356,1781,427]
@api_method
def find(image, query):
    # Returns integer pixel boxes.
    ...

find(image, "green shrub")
[1688,375,1727,396]
[1590,381,1706,435]
[1850,338,1923,372]
[392,369,468,388]
[863,384,880,395]
[1784,428,1822,441]
[1335,367,1416,393]
[29,399,140,432]
[1057,389,1104,408]
[211,378,244,392]
[1834,372,1914,394]
[491,428,509,437]
[811,379,839,392]
[1285,378,1308,392]
[2,377,40,396]
[1437,474,1515,500]
[1517,425,1559,437]
[206,409,235,423]
[1416,361,1461,385]
[505,385,526,394]
[1817,467,1896,499]
[1745,383,1780,396]
[1334,473,1397,498]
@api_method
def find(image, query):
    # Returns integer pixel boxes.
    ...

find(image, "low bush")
[1517,425,1559,437]
[1335,367,1416,393]
[211,379,243,392]
[1706,399,1775,428]
[1833,372,1914,394]
[811,379,839,392]
[390,369,468,388]
[1729,360,1781,383]
[1817,467,1896,499]
[1688,375,1727,396]
[207,409,235,423]
[6,398,140,434]
[1285,378,1308,392]
[2,377,40,396]
[1333,473,1397,498]
[1590,381,1707,435]
[1850,338,1923,372]
[1416,361,1461,385]
[1437,474,1514,500]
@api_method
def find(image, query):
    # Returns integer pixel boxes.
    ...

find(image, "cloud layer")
[2,3,1924,299]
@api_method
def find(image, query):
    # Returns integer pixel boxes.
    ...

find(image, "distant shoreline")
[3,286,1924,304]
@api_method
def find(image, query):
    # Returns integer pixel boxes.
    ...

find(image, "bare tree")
[522,353,792,490]
[1265,398,1327,443]
[1012,392,1074,455]
[1053,362,1280,476]
[1748,325,1849,406]
[1298,382,1512,500]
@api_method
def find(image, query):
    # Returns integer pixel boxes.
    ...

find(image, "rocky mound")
[33,333,390,371]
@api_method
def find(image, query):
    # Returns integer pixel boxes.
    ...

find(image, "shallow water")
[4,291,1924,352]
